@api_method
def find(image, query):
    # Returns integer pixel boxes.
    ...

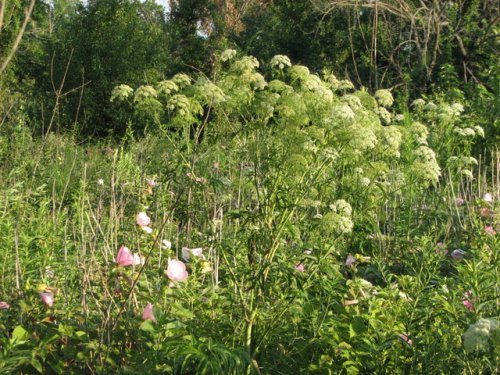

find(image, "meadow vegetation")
[0,1,498,374]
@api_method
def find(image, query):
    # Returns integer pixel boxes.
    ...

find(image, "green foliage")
[0,52,498,373]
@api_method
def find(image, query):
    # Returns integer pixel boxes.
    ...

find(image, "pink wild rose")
[136,212,151,227]
[116,246,136,266]
[39,292,54,308]
[295,263,305,272]
[480,208,490,218]
[463,299,474,312]
[142,303,156,321]
[166,259,189,282]
[485,226,496,235]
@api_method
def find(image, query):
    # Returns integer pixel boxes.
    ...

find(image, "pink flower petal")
[0,301,10,309]
[39,292,54,308]
[462,299,474,312]
[142,303,156,321]
[484,226,496,235]
[295,263,305,272]
[166,259,188,282]
[116,246,135,266]
[136,212,151,227]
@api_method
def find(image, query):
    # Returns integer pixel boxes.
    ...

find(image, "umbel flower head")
[463,318,500,353]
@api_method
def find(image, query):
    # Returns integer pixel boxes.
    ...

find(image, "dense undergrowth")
[0,52,498,374]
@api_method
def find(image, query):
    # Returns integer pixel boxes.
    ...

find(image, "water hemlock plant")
[0,51,497,374]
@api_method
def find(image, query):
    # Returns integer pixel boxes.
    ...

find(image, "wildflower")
[166,259,188,282]
[97,179,104,186]
[483,193,493,202]
[484,226,496,235]
[374,89,394,108]
[463,299,474,312]
[463,318,500,353]
[146,179,157,187]
[398,333,413,346]
[181,247,204,262]
[480,208,490,217]
[40,292,54,308]
[115,246,142,267]
[141,226,153,234]
[133,253,145,266]
[455,197,464,206]
[0,302,10,309]
[450,249,466,260]
[304,249,312,255]
[161,240,172,249]
[345,254,356,267]
[136,212,151,227]
[270,54,292,70]
[142,303,156,321]
[295,263,305,272]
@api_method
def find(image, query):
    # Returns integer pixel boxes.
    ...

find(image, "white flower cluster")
[110,84,134,102]
[350,125,378,152]
[415,146,441,182]
[194,78,226,104]
[321,212,353,235]
[374,89,394,108]
[134,85,158,102]
[333,104,355,121]
[330,199,352,216]
[167,94,191,116]
[156,80,179,96]
[337,79,354,91]
[423,102,438,111]
[289,65,310,82]
[453,127,477,137]
[342,95,363,110]
[172,73,192,88]
[380,126,402,157]
[232,56,260,73]
[375,106,392,125]
[268,79,292,93]
[411,98,426,108]
[410,122,429,145]
[463,318,499,353]
[220,49,237,62]
[270,54,292,70]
